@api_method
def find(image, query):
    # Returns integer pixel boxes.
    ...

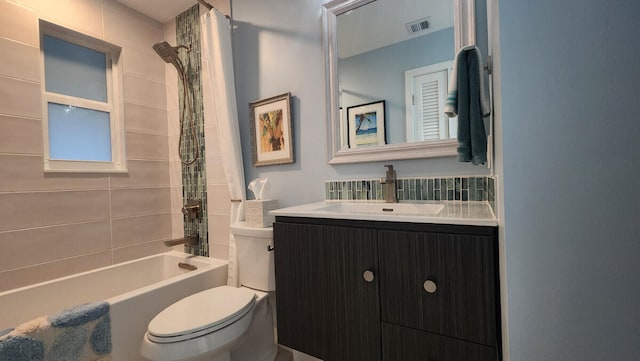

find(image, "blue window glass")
[43,35,108,102]
[48,103,112,161]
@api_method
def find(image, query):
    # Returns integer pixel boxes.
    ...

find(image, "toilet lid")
[147,286,256,342]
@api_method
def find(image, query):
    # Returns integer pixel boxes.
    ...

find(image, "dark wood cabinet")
[378,229,499,346]
[273,221,380,361]
[274,217,500,361]
[382,322,497,361]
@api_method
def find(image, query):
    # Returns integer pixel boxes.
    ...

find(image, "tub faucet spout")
[164,236,198,247]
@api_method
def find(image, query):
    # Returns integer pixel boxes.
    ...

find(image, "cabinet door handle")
[363,270,375,282]
[423,279,437,294]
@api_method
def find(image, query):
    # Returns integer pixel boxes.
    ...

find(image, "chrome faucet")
[380,164,398,203]
[164,235,198,247]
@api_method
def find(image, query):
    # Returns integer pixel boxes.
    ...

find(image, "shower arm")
[175,44,190,52]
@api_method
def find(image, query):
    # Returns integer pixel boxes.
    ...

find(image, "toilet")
[140,222,278,361]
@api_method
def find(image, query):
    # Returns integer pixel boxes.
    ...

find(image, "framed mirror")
[323,0,478,164]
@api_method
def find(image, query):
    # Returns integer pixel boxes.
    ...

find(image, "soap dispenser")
[381,164,397,203]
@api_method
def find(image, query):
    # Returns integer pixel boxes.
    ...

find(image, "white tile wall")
[0,221,111,272]
[0,1,40,46]
[0,0,236,292]
[0,37,40,82]
[0,77,42,119]
[0,115,43,155]
[0,191,111,232]
[0,0,174,292]
[125,131,170,161]
[0,155,110,192]
[124,103,168,135]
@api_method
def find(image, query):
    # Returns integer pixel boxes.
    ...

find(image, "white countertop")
[270,201,498,227]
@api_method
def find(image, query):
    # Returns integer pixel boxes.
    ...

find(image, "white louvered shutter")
[412,70,448,141]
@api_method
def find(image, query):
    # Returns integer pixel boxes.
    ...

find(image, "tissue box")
[245,200,278,228]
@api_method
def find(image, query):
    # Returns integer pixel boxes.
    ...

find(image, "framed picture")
[250,92,294,166]
[347,100,386,147]
[339,107,348,150]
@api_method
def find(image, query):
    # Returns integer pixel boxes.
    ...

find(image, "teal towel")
[446,46,491,165]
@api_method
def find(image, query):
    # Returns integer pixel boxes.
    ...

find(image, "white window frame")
[40,20,126,173]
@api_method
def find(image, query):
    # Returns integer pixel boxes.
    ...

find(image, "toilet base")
[230,292,277,361]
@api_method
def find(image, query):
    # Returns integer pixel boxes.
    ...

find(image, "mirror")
[323,0,480,164]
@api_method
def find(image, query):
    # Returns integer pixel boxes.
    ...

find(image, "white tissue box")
[245,200,278,228]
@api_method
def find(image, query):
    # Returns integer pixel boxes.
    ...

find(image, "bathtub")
[0,251,228,360]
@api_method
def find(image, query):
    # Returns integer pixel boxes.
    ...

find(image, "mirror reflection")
[336,0,455,149]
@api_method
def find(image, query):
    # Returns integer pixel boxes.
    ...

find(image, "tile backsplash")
[325,176,496,213]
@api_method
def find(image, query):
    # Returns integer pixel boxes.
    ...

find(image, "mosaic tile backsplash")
[325,176,496,214]
[177,5,208,256]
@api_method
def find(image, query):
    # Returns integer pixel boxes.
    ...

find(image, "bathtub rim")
[0,251,228,303]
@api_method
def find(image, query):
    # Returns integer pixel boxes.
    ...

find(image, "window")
[405,61,456,142]
[40,20,126,173]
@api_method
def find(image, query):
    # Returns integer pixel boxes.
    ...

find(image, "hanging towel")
[444,45,490,165]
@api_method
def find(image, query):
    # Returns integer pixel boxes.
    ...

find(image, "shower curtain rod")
[198,0,231,21]
[196,0,230,20]
[197,0,213,10]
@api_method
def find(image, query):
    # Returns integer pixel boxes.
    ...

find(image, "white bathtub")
[0,251,228,360]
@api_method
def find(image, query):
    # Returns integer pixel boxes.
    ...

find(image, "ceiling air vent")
[406,17,430,34]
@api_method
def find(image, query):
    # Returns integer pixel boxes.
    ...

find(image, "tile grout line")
[108,174,114,265]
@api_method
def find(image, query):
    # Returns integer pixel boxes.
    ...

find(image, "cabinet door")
[379,230,498,346]
[382,322,497,361]
[274,221,381,361]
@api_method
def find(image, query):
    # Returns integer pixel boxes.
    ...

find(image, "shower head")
[152,41,190,66]
[153,41,179,63]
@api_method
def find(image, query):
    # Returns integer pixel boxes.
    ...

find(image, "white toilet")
[140,222,278,361]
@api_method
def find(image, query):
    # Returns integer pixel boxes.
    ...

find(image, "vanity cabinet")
[273,221,380,361]
[274,217,500,361]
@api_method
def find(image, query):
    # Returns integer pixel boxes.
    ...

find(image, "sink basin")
[315,202,445,216]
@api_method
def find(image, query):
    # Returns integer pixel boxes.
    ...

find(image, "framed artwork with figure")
[250,92,294,166]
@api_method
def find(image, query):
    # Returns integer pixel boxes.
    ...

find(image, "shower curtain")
[201,9,245,286]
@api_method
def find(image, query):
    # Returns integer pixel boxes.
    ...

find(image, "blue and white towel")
[444,45,491,165]
[0,301,112,361]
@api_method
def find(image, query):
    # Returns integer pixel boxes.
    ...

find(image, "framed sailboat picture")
[346,100,386,147]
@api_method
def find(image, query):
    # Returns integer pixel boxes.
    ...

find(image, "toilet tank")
[231,222,275,291]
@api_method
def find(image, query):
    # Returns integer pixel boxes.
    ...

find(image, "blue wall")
[499,0,640,359]
[339,28,454,144]
[232,0,640,359]
[232,0,488,207]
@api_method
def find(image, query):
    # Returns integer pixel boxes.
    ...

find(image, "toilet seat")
[147,286,257,344]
